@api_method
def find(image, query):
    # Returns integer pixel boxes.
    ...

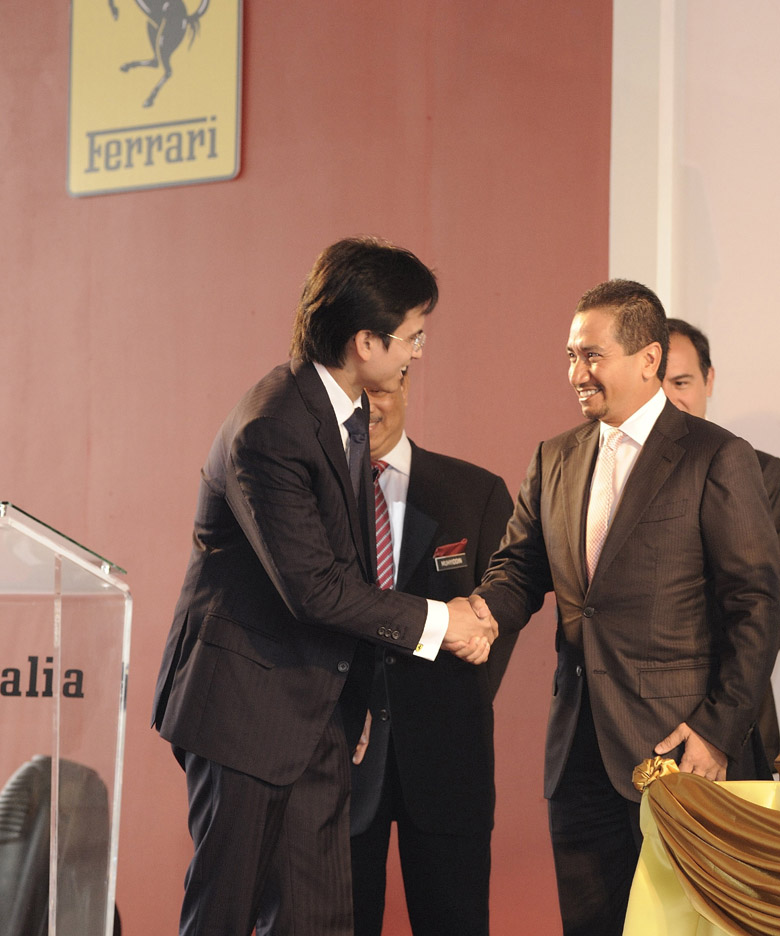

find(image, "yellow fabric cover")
[624,774,780,936]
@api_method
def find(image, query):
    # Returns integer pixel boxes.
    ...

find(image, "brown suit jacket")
[152,359,430,785]
[477,400,780,801]
[755,449,780,765]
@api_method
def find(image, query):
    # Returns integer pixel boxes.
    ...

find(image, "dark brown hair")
[577,279,669,380]
[290,237,438,366]
[666,318,712,381]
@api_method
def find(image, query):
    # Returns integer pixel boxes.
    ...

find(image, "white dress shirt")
[373,431,412,582]
[591,386,668,526]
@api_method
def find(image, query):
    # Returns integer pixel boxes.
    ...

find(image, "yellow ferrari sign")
[68,0,242,196]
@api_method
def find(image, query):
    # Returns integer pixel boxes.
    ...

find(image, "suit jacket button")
[337,661,349,673]
[377,626,387,637]
[378,709,390,721]
[576,665,583,677]
[391,630,400,640]
[385,654,396,665]
[583,607,595,618]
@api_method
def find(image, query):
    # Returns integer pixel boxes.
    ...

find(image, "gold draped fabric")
[632,755,680,789]
[624,764,780,936]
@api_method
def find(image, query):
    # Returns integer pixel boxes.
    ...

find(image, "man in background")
[350,369,514,936]
[151,237,497,936]
[663,317,780,767]
[475,279,780,936]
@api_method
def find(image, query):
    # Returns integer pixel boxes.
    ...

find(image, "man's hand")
[654,721,727,781]
[442,595,498,665]
[352,711,372,765]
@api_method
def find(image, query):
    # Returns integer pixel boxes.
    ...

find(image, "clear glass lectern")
[0,503,132,936]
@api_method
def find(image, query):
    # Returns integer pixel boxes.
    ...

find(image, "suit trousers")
[175,709,353,936]
[547,684,641,936]
[350,741,491,936]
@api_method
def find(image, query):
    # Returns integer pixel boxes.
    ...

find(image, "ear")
[642,342,663,379]
[705,366,715,398]
[352,330,377,363]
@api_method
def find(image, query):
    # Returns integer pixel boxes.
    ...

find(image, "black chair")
[0,755,120,935]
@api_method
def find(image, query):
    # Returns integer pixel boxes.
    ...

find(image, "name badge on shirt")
[433,539,468,572]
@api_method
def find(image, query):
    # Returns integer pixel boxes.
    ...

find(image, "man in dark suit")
[151,237,498,936]
[475,280,780,936]
[662,317,780,767]
[349,370,514,936]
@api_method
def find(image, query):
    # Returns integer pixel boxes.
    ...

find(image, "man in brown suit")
[476,280,780,936]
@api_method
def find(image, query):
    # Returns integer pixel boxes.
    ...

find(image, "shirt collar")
[313,361,362,427]
[600,386,667,448]
[376,431,411,476]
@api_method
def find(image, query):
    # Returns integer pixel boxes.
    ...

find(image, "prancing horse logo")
[109,0,211,108]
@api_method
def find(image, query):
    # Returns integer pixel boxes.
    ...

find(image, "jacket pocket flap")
[639,662,710,698]
[639,499,689,523]
[198,613,279,669]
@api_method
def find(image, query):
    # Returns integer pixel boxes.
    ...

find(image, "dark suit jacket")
[152,359,432,786]
[477,400,780,802]
[757,450,780,529]
[350,441,514,836]
[756,449,780,764]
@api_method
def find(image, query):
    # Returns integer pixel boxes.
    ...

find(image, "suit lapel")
[396,445,439,591]
[561,422,599,595]
[591,401,688,584]
[291,360,374,580]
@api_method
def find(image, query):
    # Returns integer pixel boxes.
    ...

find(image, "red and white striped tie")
[372,460,394,590]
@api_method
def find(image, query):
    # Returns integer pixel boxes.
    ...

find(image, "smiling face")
[662,332,714,418]
[367,371,409,459]
[567,307,662,426]
[361,305,426,394]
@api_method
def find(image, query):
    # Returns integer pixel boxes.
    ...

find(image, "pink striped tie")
[586,428,624,582]
[372,460,394,590]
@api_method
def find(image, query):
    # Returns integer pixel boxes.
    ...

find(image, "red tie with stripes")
[372,460,394,590]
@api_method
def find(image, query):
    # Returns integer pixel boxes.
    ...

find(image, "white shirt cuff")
[413,599,448,660]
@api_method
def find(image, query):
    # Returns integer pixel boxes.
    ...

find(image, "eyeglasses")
[381,331,426,353]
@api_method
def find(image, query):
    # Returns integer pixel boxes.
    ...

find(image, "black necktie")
[344,408,367,500]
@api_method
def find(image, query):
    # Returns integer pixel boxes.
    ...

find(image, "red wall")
[0,2,612,933]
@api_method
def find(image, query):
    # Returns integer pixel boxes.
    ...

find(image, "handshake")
[443,595,498,665]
